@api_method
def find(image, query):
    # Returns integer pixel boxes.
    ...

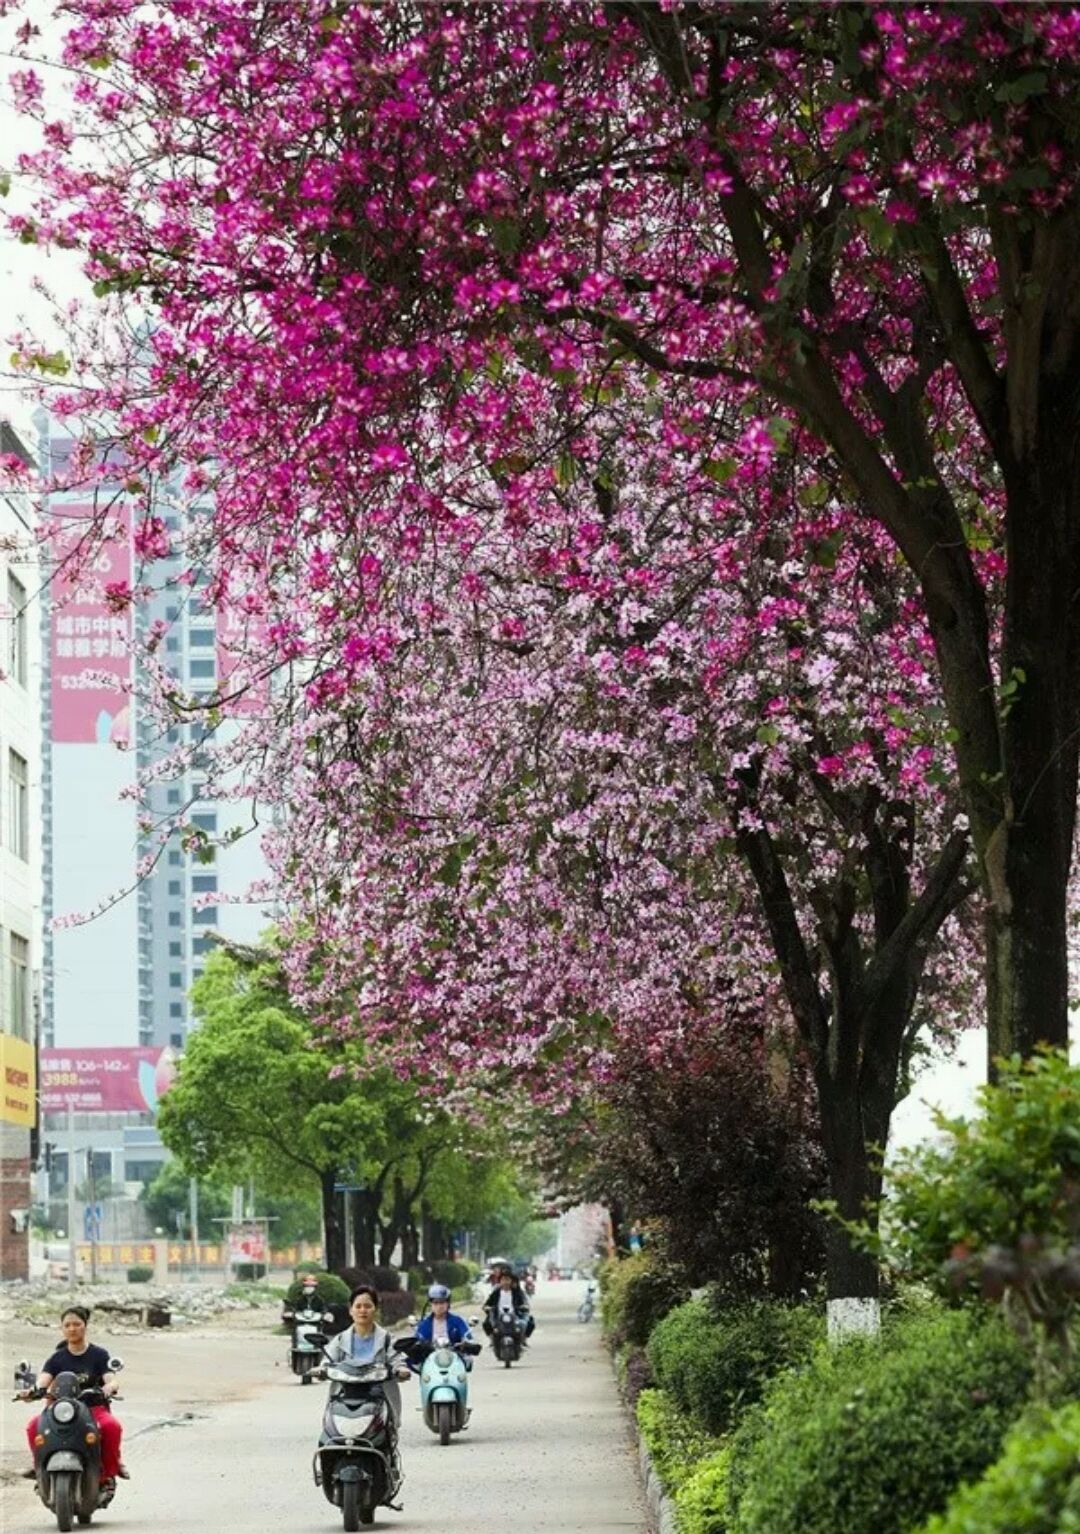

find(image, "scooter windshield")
[50,1372,81,1399]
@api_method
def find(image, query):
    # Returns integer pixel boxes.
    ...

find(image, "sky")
[0,7,1057,1154]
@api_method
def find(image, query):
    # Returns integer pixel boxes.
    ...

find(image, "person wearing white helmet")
[414,1284,475,1357]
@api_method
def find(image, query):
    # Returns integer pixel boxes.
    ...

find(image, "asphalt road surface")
[2,1282,645,1534]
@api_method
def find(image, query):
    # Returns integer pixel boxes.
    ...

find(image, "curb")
[609,1349,678,1534]
[637,1431,679,1534]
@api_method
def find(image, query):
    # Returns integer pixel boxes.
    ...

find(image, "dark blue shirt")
[42,1343,111,1387]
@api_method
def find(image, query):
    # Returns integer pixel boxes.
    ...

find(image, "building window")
[169,941,182,957]
[167,787,181,805]
[192,935,216,955]
[125,1160,161,1183]
[168,850,182,866]
[192,812,217,832]
[168,911,182,927]
[189,629,215,648]
[170,1031,183,1048]
[193,907,217,925]
[8,750,29,860]
[7,571,28,686]
[192,874,217,892]
[168,880,182,896]
[10,932,30,1041]
[189,658,215,679]
[169,971,183,988]
[170,1001,183,1017]
[166,636,180,652]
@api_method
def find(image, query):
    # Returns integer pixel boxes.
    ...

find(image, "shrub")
[676,1447,732,1534]
[283,1269,351,1309]
[727,1308,1033,1534]
[880,1049,1080,1395]
[126,1265,153,1284]
[636,1388,721,1495]
[601,1252,688,1348]
[376,1290,414,1326]
[649,1298,823,1437]
[338,1264,401,1293]
[917,1401,1080,1534]
[430,1259,471,1289]
[624,1348,654,1408]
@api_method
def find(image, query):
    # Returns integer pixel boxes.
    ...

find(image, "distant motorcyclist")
[482,1265,535,1342]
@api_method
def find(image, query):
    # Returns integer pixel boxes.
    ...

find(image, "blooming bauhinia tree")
[8,0,1080,1070]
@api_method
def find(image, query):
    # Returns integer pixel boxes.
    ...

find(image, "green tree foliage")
[918,1401,1080,1534]
[879,1049,1080,1392]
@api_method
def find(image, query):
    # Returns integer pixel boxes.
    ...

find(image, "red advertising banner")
[40,1047,175,1115]
[227,1224,268,1266]
[50,501,132,745]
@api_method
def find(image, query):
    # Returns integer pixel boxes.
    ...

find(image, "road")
[2,1283,645,1533]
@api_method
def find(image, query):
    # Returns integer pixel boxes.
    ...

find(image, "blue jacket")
[415,1310,473,1347]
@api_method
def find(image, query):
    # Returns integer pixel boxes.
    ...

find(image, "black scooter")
[14,1358,124,1532]
[491,1309,525,1368]
[311,1335,411,1530]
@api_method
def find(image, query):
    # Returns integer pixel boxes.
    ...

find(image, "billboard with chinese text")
[40,1047,174,1115]
[50,501,132,745]
[1,1033,36,1127]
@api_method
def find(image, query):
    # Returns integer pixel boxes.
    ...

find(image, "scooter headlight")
[51,1400,77,1424]
[333,1411,376,1439]
[434,1348,454,1369]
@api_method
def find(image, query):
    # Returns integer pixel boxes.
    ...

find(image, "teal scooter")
[407,1327,482,1446]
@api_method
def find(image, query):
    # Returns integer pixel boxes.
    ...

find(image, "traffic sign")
[83,1203,103,1241]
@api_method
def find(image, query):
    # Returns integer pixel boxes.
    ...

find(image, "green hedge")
[917,1401,1080,1534]
[636,1388,722,1495]
[601,1252,688,1348]
[429,1259,472,1290]
[284,1269,350,1308]
[727,1308,1033,1534]
[676,1447,732,1534]
[649,1298,824,1438]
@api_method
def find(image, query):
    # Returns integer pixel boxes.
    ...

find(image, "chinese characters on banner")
[40,1047,175,1115]
[50,500,132,745]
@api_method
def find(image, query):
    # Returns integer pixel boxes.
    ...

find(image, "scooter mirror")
[107,1358,125,1373]
[16,1360,30,1373]
[468,1317,481,1327]
[406,1314,418,1326]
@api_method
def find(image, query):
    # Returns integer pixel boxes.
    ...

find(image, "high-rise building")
[41,419,271,1213]
[0,420,42,1279]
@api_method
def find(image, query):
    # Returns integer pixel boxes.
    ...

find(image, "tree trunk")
[321,1169,346,1274]
[986,410,1080,1065]
[400,1221,420,1272]
[349,1190,377,1268]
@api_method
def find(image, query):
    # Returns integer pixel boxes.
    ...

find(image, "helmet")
[427,1283,452,1302]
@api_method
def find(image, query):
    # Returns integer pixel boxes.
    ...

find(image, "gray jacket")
[324,1323,402,1426]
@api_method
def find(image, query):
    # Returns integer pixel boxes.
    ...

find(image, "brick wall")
[0,1154,31,1280]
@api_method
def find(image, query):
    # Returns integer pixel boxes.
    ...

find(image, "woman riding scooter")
[19,1305,128,1488]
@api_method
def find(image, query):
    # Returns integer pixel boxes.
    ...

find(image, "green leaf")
[995,71,1048,105]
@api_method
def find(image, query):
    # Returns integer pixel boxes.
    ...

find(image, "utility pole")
[189,1178,199,1279]
[87,1146,98,1283]
[66,1104,76,1284]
